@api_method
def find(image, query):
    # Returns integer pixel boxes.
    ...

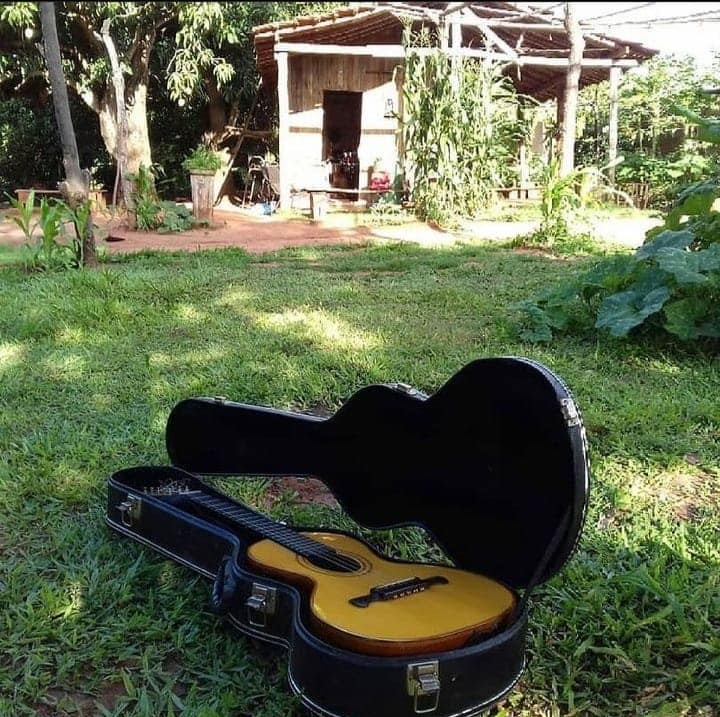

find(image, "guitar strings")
[191,493,360,573]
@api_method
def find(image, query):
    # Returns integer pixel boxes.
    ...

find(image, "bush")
[516,177,720,342]
[182,145,223,172]
[0,97,112,198]
[516,105,720,343]
[128,164,195,233]
[0,100,61,196]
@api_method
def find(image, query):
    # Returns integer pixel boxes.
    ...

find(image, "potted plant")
[182,144,223,221]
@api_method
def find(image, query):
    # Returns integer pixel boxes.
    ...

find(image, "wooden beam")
[476,21,520,60]
[273,42,639,68]
[275,51,291,209]
[439,2,474,17]
[560,3,584,176]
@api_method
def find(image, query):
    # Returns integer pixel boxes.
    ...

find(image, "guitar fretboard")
[190,492,355,571]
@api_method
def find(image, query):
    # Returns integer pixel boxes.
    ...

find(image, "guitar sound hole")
[306,552,363,573]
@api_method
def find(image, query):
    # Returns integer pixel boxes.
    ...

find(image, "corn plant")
[401,29,523,227]
[8,190,80,271]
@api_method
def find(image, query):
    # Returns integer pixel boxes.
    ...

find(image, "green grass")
[471,202,658,224]
[0,242,718,717]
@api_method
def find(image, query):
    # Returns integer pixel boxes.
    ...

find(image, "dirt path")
[0,205,660,255]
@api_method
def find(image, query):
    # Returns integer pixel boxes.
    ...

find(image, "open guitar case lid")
[107,356,589,717]
[166,356,589,590]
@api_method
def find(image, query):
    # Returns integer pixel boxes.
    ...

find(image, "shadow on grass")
[0,242,717,716]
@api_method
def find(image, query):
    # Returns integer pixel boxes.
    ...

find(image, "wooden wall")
[284,54,401,190]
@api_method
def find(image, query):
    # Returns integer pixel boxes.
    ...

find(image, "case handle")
[209,556,238,614]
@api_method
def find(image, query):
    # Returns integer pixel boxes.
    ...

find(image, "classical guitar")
[156,480,517,657]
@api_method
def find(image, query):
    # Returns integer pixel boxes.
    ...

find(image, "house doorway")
[322,90,362,191]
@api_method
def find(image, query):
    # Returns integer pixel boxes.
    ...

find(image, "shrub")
[182,145,223,172]
[516,153,720,342]
[128,165,194,233]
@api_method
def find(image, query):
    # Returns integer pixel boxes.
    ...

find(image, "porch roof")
[252,2,658,102]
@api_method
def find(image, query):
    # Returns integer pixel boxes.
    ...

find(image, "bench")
[494,186,540,201]
[15,188,109,208]
[15,189,62,203]
[294,187,391,219]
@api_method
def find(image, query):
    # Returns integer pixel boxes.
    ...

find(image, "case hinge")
[245,583,277,628]
[386,383,429,400]
[560,397,581,427]
[119,495,142,527]
[407,661,440,714]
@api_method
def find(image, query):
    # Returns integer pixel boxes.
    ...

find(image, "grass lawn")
[0,241,718,717]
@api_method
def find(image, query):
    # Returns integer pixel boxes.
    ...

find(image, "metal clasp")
[118,495,142,527]
[245,583,277,628]
[407,661,440,714]
[560,397,581,427]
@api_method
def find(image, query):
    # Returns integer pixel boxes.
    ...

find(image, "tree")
[1,2,340,192]
[38,0,96,266]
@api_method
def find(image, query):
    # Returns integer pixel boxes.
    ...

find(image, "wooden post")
[608,65,621,184]
[189,170,215,220]
[276,50,291,210]
[555,87,565,163]
[560,3,584,176]
[450,20,462,93]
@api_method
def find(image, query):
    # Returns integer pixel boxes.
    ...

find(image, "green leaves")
[402,29,520,227]
[671,103,720,144]
[595,286,671,336]
[518,193,720,342]
[656,245,720,284]
[636,229,694,258]
[665,182,720,230]
[664,297,720,339]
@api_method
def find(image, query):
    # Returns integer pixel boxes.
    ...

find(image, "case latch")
[118,495,142,527]
[245,583,277,628]
[560,397,581,427]
[407,661,440,714]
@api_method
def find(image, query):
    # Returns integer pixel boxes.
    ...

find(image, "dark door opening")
[322,90,362,191]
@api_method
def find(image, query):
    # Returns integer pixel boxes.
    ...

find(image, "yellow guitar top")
[247,531,516,656]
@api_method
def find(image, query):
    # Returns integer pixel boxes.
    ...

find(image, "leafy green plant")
[128,164,194,233]
[128,164,161,230]
[7,190,87,271]
[157,200,194,233]
[182,144,223,172]
[513,160,630,250]
[516,107,720,342]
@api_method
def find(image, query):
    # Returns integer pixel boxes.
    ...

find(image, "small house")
[252,2,657,209]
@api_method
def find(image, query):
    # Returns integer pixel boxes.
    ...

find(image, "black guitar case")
[106,357,589,717]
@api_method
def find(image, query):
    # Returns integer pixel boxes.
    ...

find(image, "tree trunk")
[559,2,584,177]
[98,84,152,176]
[99,20,130,208]
[205,78,227,147]
[39,1,97,267]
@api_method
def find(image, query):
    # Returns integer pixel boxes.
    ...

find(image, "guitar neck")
[189,491,328,563]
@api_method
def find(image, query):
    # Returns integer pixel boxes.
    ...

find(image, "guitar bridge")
[349,575,448,607]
